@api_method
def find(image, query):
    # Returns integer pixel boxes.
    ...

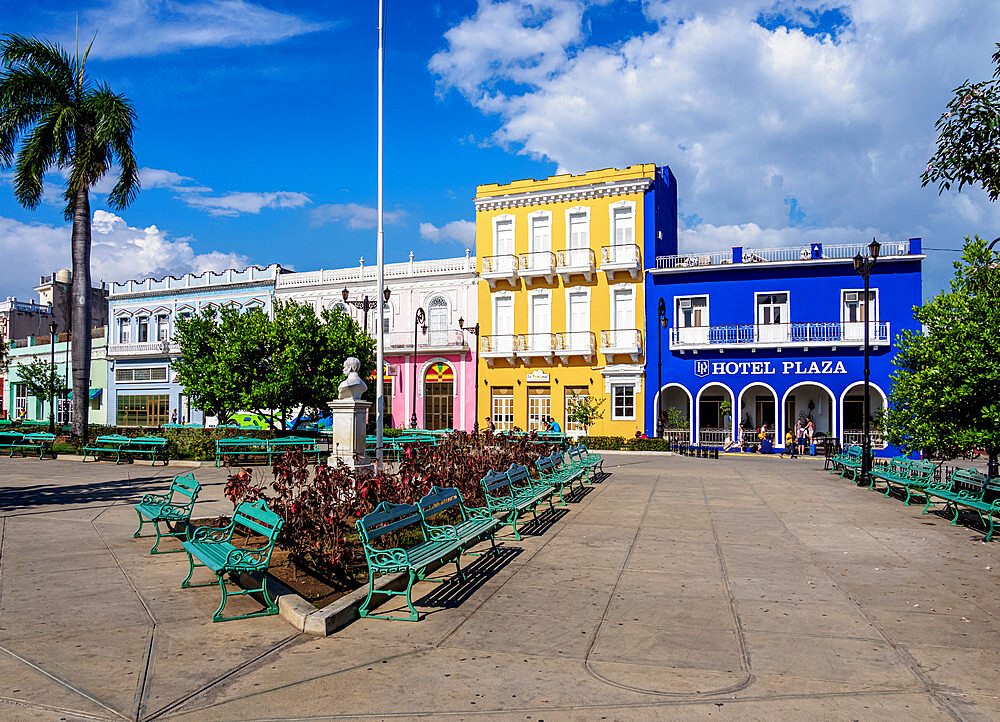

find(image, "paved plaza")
[0,454,998,721]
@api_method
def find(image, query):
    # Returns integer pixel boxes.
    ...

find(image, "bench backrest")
[168,473,201,506]
[885,457,910,475]
[131,436,167,446]
[232,498,284,541]
[567,445,583,462]
[950,467,987,494]
[418,486,467,524]
[909,459,935,480]
[97,434,132,444]
[356,501,423,545]
[23,433,55,442]
[536,455,556,474]
[0,431,23,442]
[506,463,530,486]
[216,437,265,447]
[481,469,511,498]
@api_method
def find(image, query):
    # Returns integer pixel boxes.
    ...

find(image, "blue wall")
[643,246,923,454]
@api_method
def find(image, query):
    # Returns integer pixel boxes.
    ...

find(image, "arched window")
[427,296,448,346]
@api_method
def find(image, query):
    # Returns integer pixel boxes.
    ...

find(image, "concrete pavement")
[1,454,998,720]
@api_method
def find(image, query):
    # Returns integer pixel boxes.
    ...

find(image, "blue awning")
[67,388,102,400]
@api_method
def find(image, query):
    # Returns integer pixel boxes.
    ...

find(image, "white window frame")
[14,383,28,418]
[155,314,170,342]
[492,291,515,335]
[492,214,516,256]
[754,291,790,325]
[382,303,393,333]
[117,316,131,344]
[608,200,637,246]
[609,283,637,330]
[840,288,879,324]
[116,366,169,383]
[564,286,592,334]
[528,210,552,253]
[564,387,590,434]
[611,383,636,421]
[674,294,709,327]
[136,315,150,343]
[565,206,591,250]
[527,289,552,336]
[491,388,515,431]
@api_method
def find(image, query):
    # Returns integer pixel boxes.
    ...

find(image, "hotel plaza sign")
[694,360,848,378]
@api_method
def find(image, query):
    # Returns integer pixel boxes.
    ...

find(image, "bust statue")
[337,357,367,401]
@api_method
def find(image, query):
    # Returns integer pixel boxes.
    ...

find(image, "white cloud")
[311,203,407,230]
[431,0,1000,295]
[180,190,311,216]
[420,219,476,247]
[0,211,249,297]
[73,0,326,59]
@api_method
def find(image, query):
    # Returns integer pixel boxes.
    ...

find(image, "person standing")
[796,420,806,456]
[805,418,816,453]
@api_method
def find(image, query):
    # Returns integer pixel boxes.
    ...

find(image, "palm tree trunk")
[70,186,93,439]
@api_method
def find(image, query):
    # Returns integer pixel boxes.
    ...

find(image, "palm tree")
[0,34,138,438]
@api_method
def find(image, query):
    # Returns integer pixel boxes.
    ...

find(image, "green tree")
[0,35,139,439]
[567,392,605,432]
[884,237,1000,474]
[172,302,375,430]
[16,358,63,420]
[922,44,1000,200]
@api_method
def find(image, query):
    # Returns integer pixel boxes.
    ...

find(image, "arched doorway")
[738,382,777,446]
[781,382,836,444]
[696,383,735,447]
[841,382,887,448]
[656,384,692,443]
[423,362,454,430]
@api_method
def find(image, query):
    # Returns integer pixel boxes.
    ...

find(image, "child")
[780,429,796,458]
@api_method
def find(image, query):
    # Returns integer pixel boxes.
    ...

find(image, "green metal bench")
[82,434,133,463]
[535,451,585,505]
[418,486,499,555]
[180,498,284,622]
[133,473,202,553]
[831,445,863,481]
[120,436,168,465]
[567,444,603,481]
[0,430,24,454]
[356,500,467,621]
[8,432,56,459]
[480,465,554,541]
[872,457,935,504]
[267,436,319,462]
[922,468,1000,540]
[214,437,270,467]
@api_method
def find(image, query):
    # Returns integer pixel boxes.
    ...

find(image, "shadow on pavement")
[0,473,172,512]
[415,545,522,610]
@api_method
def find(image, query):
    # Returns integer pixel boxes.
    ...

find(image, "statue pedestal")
[327,399,372,469]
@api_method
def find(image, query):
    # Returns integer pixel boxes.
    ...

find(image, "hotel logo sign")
[694,360,847,377]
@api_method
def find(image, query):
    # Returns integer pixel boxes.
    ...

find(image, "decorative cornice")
[474,178,653,212]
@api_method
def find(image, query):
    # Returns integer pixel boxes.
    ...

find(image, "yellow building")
[475,164,677,437]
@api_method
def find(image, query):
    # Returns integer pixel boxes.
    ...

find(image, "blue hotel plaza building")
[106,265,285,427]
[643,234,924,453]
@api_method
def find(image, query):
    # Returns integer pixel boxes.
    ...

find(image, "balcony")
[107,340,180,358]
[556,248,595,282]
[600,329,643,361]
[554,331,596,362]
[383,329,468,354]
[654,239,917,273]
[481,255,518,288]
[481,334,519,365]
[600,244,641,279]
[517,251,556,286]
[670,321,891,351]
[520,332,557,362]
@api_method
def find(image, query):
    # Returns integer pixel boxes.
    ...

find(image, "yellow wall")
[476,165,654,437]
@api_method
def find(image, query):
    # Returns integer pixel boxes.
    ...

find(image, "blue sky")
[2,0,999,300]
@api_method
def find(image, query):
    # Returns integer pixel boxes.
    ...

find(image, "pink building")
[274,252,479,431]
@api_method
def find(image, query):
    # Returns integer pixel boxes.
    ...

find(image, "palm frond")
[0,65,73,167]
[86,85,140,210]
[13,105,62,208]
[1,35,76,97]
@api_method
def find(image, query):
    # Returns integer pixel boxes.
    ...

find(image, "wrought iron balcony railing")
[599,328,643,359]
[556,248,596,281]
[516,251,556,284]
[600,244,641,278]
[670,321,890,350]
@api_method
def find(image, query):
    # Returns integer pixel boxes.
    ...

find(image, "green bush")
[65,425,318,461]
[579,435,628,450]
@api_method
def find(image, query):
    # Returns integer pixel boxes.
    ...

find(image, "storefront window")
[491,387,514,431]
[116,394,169,427]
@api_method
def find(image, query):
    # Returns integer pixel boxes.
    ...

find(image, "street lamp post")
[342,287,389,336]
[853,238,881,488]
[48,321,56,434]
[458,317,480,432]
[656,299,667,439]
[410,307,426,429]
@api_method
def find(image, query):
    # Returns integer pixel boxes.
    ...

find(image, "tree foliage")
[0,34,139,438]
[922,44,1000,201]
[17,358,63,403]
[567,392,604,430]
[884,237,1000,467]
[172,301,375,429]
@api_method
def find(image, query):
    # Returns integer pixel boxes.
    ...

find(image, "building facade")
[644,239,924,452]
[475,164,678,436]
[274,252,478,431]
[4,329,109,425]
[107,265,284,427]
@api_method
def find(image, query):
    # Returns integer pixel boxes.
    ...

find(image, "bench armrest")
[224,546,271,568]
[365,546,409,568]
[140,492,171,505]
[192,525,233,542]
[465,505,493,520]
[424,524,460,542]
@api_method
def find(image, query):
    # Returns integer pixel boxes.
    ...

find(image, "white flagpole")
[375,0,385,466]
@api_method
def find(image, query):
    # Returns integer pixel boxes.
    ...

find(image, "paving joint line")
[0,693,115,721]
[736,464,968,721]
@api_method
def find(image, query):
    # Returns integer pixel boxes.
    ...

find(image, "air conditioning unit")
[679,299,692,309]
[845,292,858,302]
